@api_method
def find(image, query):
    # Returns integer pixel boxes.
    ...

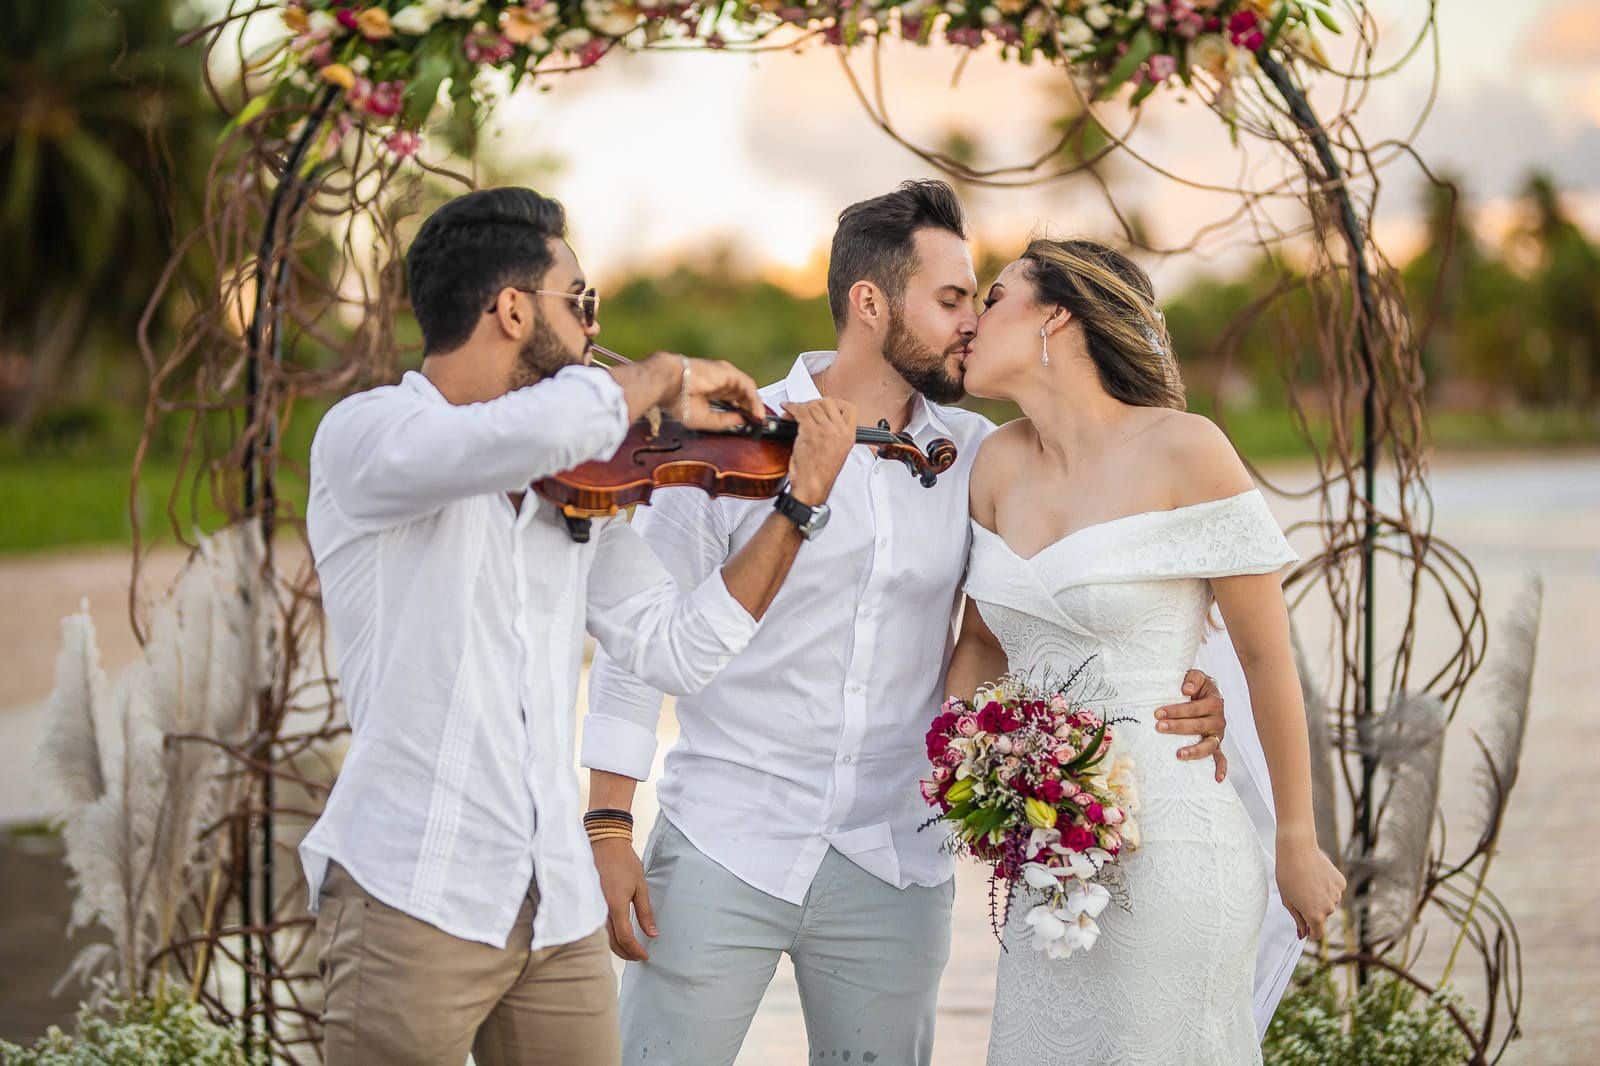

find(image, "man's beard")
[884,310,965,404]
[508,315,583,391]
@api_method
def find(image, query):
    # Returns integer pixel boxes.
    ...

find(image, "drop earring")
[1040,326,1050,367]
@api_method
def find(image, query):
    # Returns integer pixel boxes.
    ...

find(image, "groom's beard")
[508,314,582,391]
[884,310,965,405]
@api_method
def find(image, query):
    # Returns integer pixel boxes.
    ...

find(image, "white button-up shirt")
[582,351,995,903]
[300,367,760,950]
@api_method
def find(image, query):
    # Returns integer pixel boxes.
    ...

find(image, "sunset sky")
[247,1,1595,293]
[453,0,1599,293]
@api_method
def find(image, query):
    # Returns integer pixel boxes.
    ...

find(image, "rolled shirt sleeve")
[314,365,629,531]
[582,488,735,779]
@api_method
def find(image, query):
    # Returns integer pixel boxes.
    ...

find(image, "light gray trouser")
[619,818,954,1066]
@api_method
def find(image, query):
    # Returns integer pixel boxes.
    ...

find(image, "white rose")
[1059,15,1093,48]
[442,0,484,19]
[980,5,1001,24]
[1084,4,1111,30]
[1127,1,1145,18]
[390,6,440,34]
[1189,32,1230,79]
[555,26,594,50]
[308,10,338,35]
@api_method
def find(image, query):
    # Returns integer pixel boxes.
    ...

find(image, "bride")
[945,238,1344,1064]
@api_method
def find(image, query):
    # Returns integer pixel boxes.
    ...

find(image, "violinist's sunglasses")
[487,287,600,328]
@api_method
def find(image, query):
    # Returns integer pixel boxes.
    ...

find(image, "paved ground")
[2,452,1596,1062]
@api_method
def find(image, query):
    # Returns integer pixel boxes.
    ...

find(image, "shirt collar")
[402,370,446,403]
[786,351,953,443]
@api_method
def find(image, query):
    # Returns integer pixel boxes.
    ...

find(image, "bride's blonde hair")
[1021,238,1186,411]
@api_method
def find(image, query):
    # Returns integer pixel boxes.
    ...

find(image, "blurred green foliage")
[3,4,1597,555]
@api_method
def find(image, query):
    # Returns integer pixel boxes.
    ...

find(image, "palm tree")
[1519,171,1600,407]
[0,0,220,431]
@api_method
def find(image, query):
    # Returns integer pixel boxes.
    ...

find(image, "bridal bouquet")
[921,672,1140,958]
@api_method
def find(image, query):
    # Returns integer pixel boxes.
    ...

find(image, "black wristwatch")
[774,488,831,540]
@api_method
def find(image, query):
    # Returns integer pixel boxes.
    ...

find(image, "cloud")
[1517,0,1600,67]
[1412,82,1600,196]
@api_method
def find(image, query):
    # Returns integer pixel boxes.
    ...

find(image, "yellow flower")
[282,6,310,34]
[319,63,357,90]
[944,777,976,805]
[995,0,1030,14]
[1025,797,1058,830]
[357,8,394,40]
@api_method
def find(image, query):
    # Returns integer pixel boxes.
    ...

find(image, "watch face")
[804,502,830,536]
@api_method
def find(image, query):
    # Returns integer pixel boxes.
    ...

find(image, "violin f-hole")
[630,440,685,466]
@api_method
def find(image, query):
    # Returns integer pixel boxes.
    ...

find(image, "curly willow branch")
[124,1,1509,1059]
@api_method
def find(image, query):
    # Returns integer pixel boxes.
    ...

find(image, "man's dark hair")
[406,187,568,355]
[826,180,967,330]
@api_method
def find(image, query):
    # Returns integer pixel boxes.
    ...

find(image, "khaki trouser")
[317,862,620,1066]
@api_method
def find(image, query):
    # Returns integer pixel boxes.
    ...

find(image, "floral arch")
[41,2,1531,1062]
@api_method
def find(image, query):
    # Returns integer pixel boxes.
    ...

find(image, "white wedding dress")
[967,489,1298,1066]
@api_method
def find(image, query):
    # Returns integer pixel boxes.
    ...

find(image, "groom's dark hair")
[828,180,967,330]
[406,187,568,355]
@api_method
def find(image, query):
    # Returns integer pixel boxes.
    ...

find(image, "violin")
[533,345,959,542]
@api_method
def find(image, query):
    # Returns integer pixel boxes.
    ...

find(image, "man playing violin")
[582,180,1233,1064]
[297,186,858,1066]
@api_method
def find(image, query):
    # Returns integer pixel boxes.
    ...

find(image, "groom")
[581,181,1231,1064]
[298,186,859,1066]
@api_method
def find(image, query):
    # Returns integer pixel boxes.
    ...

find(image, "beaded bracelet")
[584,807,635,843]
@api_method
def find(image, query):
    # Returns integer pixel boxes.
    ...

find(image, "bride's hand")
[1276,835,1345,940]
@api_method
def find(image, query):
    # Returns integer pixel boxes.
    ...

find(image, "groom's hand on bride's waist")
[1155,670,1230,784]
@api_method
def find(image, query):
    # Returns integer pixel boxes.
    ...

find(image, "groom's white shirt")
[583,351,996,903]
[300,367,760,950]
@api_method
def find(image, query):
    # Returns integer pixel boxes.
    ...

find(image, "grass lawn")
[0,407,1593,556]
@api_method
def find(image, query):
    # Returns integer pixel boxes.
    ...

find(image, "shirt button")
[841,754,854,765]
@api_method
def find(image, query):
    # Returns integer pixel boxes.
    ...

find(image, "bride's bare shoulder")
[969,419,1035,527]
[1146,410,1255,507]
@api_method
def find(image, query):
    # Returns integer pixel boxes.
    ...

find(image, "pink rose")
[919,779,940,804]
[1037,779,1065,804]
[1103,806,1126,825]
[1061,780,1082,799]
[1073,791,1094,807]
[1100,829,1123,853]
[1085,801,1105,824]
[1053,745,1078,765]
[364,81,404,118]
[382,129,422,159]
[579,38,608,67]
[941,747,964,767]
[932,765,952,783]
[956,715,979,737]
[1148,53,1179,83]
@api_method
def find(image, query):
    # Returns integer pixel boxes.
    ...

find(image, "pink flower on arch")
[364,80,404,119]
